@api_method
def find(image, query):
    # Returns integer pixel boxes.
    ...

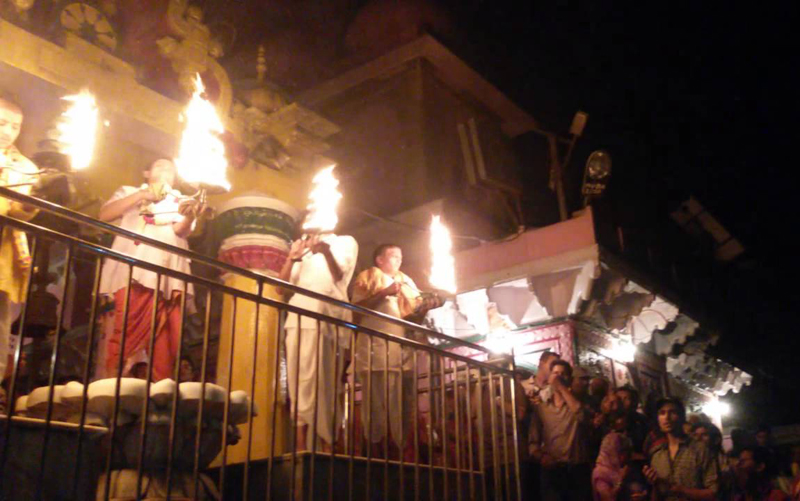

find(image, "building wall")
[312,60,428,219]
[308,55,520,238]
[420,60,520,236]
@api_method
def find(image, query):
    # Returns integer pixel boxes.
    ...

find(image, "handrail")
[0,186,492,355]
[0,212,512,374]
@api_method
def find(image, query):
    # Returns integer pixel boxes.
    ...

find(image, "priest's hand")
[310,240,331,255]
[381,282,402,297]
[138,187,162,203]
[178,199,200,217]
[419,295,443,312]
[288,239,308,261]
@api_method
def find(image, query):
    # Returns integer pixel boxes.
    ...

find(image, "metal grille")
[0,186,522,500]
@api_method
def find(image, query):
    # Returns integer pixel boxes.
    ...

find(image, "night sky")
[446,1,798,426]
[221,0,798,426]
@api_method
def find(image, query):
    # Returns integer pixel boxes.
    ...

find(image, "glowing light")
[302,165,342,233]
[703,398,731,418]
[174,74,230,191]
[429,215,457,293]
[57,90,99,170]
[607,338,637,363]
[484,330,515,355]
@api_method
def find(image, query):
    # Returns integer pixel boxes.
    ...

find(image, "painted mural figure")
[278,227,358,451]
[98,158,201,381]
[0,91,39,408]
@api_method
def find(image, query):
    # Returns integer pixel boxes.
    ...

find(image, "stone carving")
[231,45,340,172]
[157,0,232,113]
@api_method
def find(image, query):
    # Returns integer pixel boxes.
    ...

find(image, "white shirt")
[99,185,194,298]
[284,234,358,330]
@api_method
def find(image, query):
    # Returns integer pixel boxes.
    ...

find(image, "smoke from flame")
[57,90,98,171]
[429,215,457,293]
[302,165,342,233]
[174,74,231,191]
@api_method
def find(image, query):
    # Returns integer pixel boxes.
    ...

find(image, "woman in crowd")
[593,412,649,501]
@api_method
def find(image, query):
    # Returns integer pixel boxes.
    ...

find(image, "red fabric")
[106,283,183,381]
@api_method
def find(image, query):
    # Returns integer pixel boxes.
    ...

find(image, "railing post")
[37,243,75,498]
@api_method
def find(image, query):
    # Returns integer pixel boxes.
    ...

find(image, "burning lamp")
[607,338,636,363]
[429,215,457,295]
[396,214,456,324]
[6,90,102,205]
[56,90,99,172]
[302,165,342,235]
[287,164,342,262]
[581,150,612,205]
[174,74,231,206]
[702,398,731,419]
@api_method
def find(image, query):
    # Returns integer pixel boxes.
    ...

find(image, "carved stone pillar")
[211,194,299,463]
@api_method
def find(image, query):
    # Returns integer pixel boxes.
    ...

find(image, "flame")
[429,215,457,293]
[174,74,230,191]
[57,90,99,170]
[302,165,342,233]
[605,338,637,363]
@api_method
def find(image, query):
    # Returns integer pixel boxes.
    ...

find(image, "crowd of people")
[520,351,800,501]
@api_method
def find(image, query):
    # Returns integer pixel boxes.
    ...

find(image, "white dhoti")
[283,234,358,446]
[357,364,416,445]
[355,327,416,444]
[285,322,346,445]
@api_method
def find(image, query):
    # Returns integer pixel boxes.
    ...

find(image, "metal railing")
[0,186,523,500]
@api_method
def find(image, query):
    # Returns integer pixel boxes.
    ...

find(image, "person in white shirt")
[278,229,358,451]
[98,159,200,381]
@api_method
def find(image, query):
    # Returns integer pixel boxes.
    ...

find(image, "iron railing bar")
[165,280,189,500]
[439,355,449,500]
[2,214,513,376]
[243,282,265,500]
[487,372,502,501]
[328,324,341,501]
[102,264,135,501]
[192,291,214,497]
[0,190,493,355]
[427,354,434,501]
[220,295,238,499]
[412,349,420,501]
[135,273,162,499]
[6,215,516,380]
[383,339,390,501]
[348,329,356,501]
[499,377,511,501]
[462,362,475,500]
[36,242,74,500]
[71,256,103,499]
[365,336,373,501]
[452,358,463,501]
[266,305,285,501]
[309,320,323,501]
[509,375,523,501]
[289,313,303,501]
[476,368,488,501]
[398,344,405,501]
